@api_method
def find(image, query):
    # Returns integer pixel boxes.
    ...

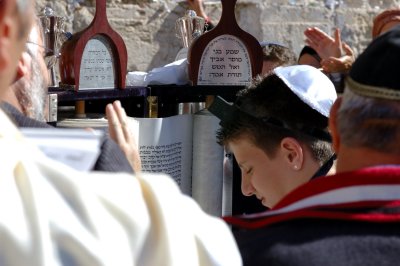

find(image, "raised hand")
[106,100,141,173]
[304,27,343,60]
[321,42,355,73]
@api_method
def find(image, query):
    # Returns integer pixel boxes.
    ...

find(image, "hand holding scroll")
[106,100,141,173]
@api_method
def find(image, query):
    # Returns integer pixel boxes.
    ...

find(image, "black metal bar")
[48,86,149,102]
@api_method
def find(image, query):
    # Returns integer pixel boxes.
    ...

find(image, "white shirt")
[0,110,242,266]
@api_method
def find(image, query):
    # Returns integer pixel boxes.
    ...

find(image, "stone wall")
[36,0,400,72]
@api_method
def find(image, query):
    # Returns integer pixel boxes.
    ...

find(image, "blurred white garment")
[126,71,147,87]
[175,47,188,61]
[126,59,189,87]
[0,109,242,266]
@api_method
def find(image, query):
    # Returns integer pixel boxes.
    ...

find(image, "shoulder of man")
[234,216,400,266]
[0,101,51,128]
[229,167,400,265]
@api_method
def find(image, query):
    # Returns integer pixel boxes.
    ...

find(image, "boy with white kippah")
[209,64,337,209]
[216,26,400,266]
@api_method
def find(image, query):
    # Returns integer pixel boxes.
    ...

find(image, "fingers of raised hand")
[305,39,316,51]
[321,57,338,72]
[106,103,119,140]
[106,101,131,145]
[342,42,354,57]
[334,28,342,43]
[112,100,131,140]
[322,57,349,73]
[106,101,142,172]
[305,27,333,42]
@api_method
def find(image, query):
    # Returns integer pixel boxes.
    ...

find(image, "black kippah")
[347,24,400,100]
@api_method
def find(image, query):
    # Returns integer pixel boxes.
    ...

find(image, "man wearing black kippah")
[224,25,400,266]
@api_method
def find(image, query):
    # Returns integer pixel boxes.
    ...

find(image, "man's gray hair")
[18,18,48,121]
[337,88,400,155]
[15,0,33,39]
[16,0,30,13]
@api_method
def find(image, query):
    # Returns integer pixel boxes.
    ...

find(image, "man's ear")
[329,97,342,153]
[281,137,304,170]
[15,51,30,81]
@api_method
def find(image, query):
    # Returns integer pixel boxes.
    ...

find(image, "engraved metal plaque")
[198,35,252,86]
[79,35,116,90]
[46,94,58,122]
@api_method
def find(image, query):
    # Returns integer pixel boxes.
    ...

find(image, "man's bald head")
[0,0,34,97]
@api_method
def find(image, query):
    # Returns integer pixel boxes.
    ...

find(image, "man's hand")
[304,27,343,60]
[106,100,141,173]
[305,27,354,73]
[321,43,355,73]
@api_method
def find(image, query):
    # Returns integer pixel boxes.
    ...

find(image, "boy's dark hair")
[298,45,321,63]
[216,74,333,164]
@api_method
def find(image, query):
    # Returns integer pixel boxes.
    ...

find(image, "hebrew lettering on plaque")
[79,35,116,90]
[198,35,252,85]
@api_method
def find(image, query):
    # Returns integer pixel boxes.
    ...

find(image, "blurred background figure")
[301,27,355,93]
[259,41,297,75]
[304,27,354,75]
[372,7,400,38]
[298,45,321,68]
[186,0,215,31]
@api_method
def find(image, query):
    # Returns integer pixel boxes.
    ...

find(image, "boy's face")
[228,136,293,208]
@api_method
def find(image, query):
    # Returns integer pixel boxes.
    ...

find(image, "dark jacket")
[226,166,400,266]
[1,102,133,173]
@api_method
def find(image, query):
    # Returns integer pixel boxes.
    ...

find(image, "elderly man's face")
[0,0,35,96]
[20,21,51,121]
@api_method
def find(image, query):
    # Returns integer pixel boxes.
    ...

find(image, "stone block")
[36,0,386,72]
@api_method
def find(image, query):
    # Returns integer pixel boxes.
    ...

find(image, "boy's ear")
[329,97,342,153]
[281,137,304,170]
